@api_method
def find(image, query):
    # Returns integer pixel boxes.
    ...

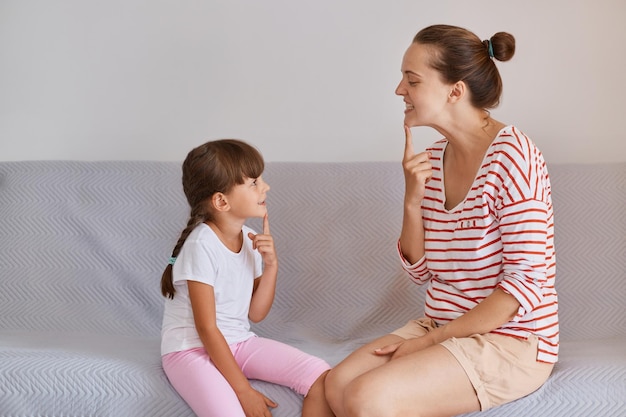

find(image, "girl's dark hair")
[413,24,515,109]
[160,139,265,299]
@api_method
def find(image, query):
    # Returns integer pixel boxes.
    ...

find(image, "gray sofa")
[1,160,624,417]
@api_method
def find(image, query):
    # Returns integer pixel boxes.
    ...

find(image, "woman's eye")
[251,179,258,186]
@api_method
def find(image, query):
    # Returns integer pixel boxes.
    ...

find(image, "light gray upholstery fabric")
[1,161,624,416]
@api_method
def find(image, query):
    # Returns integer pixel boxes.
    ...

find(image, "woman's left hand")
[374,336,435,360]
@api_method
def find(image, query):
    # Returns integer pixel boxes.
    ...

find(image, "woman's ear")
[448,81,466,103]
[211,192,230,212]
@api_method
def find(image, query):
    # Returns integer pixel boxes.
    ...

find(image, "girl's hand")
[402,125,432,205]
[248,214,277,267]
[237,387,278,417]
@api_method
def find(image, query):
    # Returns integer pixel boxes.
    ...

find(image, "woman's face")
[395,42,452,128]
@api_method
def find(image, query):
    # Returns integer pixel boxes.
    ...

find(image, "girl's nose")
[261,178,270,192]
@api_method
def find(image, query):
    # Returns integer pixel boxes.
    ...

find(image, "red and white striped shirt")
[399,125,559,363]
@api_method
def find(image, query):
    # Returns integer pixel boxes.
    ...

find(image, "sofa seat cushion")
[3,331,623,417]
[0,330,340,417]
[0,330,195,416]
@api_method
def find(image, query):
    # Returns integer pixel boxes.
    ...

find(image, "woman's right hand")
[402,125,432,204]
[237,387,278,417]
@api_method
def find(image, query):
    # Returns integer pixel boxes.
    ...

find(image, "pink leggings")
[162,336,330,417]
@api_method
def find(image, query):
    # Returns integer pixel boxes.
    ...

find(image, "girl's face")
[225,175,270,219]
[395,42,452,128]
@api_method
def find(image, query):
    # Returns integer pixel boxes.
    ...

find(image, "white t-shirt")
[161,223,263,355]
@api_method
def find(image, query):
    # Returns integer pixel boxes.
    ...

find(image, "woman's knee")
[324,367,345,408]
[342,377,386,417]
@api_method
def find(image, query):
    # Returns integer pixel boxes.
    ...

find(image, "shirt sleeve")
[397,240,432,285]
[490,136,553,318]
[496,198,550,317]
[173,237,218,286]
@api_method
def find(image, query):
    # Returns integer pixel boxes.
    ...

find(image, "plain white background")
[1,0,625,163]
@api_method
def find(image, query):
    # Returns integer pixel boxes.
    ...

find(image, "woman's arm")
[376,288,520,358]
[430,288,520,343]
[188,280,276,416]
[399,125,432,264]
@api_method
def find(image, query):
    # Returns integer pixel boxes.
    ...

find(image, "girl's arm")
[399,125,432,264]
[188,280,276,415]
[247,214,278,322]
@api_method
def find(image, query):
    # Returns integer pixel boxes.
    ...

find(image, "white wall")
[1,0,625,164]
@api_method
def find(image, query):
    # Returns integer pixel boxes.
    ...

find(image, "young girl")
[160,139,334,417]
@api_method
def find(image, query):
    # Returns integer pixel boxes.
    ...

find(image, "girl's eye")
[251,179,258,186]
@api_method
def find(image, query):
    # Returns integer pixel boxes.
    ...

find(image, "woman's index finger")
[404,125,414,158]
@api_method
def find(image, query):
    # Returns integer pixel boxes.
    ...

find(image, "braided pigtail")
[160,208,205,299]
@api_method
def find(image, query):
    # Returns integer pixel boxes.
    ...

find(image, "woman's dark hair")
[413,24,515,109]
[160,139,264,299]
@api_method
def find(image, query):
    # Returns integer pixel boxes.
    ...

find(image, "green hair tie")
[168,257,177,266]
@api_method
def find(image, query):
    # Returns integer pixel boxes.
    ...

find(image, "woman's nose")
[395,80,405,96]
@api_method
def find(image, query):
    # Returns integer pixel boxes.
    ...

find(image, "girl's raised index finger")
[263,213,270,235]
[404,125,414,158]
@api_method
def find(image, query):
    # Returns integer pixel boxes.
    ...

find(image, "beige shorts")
[391,318,554,411]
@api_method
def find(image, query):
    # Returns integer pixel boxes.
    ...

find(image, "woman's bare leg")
[302,370,335,417]
[325,334,405,417]
[343,344,480,417]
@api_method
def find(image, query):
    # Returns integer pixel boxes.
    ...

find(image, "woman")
[325,24,558,417]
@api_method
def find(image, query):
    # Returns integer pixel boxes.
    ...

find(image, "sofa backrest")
[548,163,626,341]
[0,161,186,338]
[1,161,624,342]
